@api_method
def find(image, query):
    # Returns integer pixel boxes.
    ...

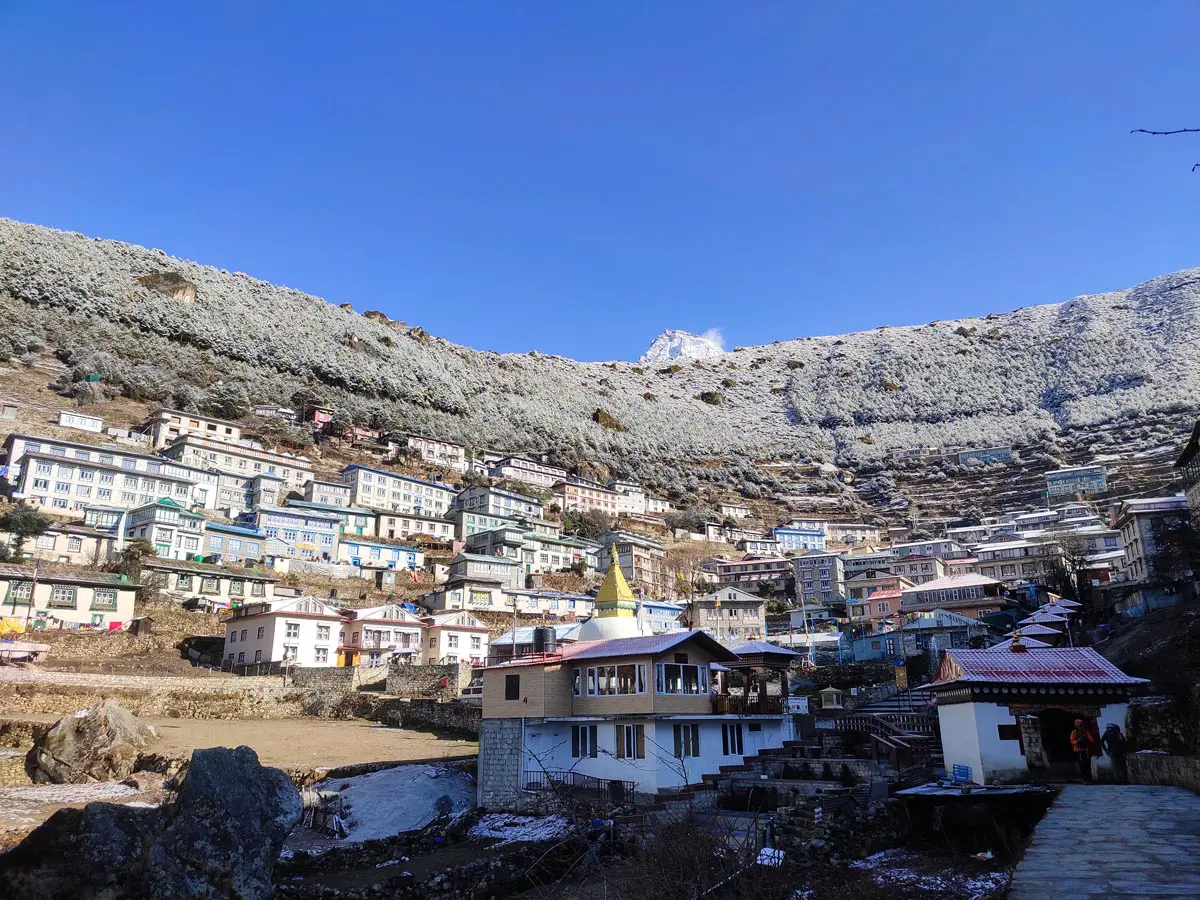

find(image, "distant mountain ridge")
[640,329,725,364]
[0,217,1198,504]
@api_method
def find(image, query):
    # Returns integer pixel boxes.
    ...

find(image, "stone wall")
[1127,695,1200,755]
[386,661,474,701]
[807,663,897,691]
[1128,753,1200,794]
[477,717,526,809]
[401,699,481,736]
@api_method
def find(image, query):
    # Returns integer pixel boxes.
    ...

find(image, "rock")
[0,745,302,900]
[146,746,303,900]
[26,699,158,784]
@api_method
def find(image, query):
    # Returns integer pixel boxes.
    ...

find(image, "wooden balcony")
[712,694,783,716]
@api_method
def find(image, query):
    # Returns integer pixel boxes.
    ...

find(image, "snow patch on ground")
[0,782,142,805]
[315,765,475,844]
[468,813,572,846]
[850,849,1008,898]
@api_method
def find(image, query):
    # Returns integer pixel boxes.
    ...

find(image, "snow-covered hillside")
[0,217,1198,501]
[640,329,725,363]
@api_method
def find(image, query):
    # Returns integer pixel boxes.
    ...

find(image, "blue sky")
[1,2,1198,361]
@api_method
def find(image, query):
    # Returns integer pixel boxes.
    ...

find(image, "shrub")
[786,359,805,370]
[659,364,683,375]
[642,392,657,401]
[592,408,627,431]
[698,391,725,406]
[721,377,735,388]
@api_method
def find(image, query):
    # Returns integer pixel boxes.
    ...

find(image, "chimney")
[1010,632,1028,653]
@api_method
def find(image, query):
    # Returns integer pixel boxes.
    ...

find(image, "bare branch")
[1130,128,1200,135]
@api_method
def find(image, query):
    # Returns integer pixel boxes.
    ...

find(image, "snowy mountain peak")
[639,329,725,364]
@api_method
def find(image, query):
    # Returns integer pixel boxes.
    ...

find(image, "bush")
[698,391,725,406]
[592,408,627,431]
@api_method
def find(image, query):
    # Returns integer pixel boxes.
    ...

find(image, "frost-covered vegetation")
[2,218,1199,499]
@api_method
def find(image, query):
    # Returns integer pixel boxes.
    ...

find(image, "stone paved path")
[1010,784,1200,898]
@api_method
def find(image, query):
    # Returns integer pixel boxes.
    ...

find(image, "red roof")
[933,648,1147,687]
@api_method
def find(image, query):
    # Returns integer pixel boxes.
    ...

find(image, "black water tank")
[532,626,557,654]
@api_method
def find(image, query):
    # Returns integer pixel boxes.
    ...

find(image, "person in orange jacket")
[1070,719,1094,782]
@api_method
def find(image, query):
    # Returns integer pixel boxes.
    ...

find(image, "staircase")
[852,686,935,716]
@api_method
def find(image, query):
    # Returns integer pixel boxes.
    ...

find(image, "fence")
[524,769,639,805]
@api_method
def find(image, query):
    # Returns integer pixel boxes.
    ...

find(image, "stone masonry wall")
[477,717,528,809]
[1128,753,1200,794]
[386,661,474,701]
[401,699,482,735]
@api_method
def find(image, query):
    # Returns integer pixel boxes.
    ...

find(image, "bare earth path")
[1009,784,1200,898]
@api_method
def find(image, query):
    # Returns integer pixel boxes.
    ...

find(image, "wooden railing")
[713,695,784,716]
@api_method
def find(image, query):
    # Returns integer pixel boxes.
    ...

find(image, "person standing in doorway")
[1070,719,1093,782]
[1101,723,1128,783]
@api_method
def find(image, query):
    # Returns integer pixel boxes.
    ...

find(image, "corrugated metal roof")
[729,640,802,657]
[987,636,1053,650]
[567,630,737,662]
[934,648,1147,686]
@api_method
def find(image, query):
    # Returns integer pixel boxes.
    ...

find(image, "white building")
[57,410,104,434]
[161,434,313,488]
[223,596,343,667]
[342,603,427,667]
[0,565,137,630]
[718,502,752,519]
[931,646,1145,785]
[423,612,490,665]
[2,433,200,516]
[1045,465,1109,499]
[404,435,468,473]
[125,498,207,560]
[453,484,544,519]
[147,408,243,450]
[553,480,622,517]
[489,456,569,490]
[303,479,353,508]
[340,464,457,517]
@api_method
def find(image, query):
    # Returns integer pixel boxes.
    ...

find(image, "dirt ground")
[4,714,477,770]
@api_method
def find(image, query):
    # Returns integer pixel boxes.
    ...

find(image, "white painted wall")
[973,703,1028,783]
[938,702,985,784]
[521,716,792,795]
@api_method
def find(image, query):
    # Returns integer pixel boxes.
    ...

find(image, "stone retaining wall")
[386,661,474,701]
[1128,753,1200,794]
[289,666,386,691]
[401,699,481,735]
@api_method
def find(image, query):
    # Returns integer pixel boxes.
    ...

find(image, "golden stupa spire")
[593,545,637,618]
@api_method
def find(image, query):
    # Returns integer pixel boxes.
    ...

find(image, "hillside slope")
[1,218,1198,499]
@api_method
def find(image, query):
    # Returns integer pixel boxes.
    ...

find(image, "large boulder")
[25,699,158,784]
[1,745,302,900]
[145,746,303,899]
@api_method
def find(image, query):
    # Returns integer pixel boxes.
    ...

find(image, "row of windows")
[177,574,266,596]
[24,444,189,475]
[2,582,118,610]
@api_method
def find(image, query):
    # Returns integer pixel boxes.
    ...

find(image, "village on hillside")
[2,386,1199,898]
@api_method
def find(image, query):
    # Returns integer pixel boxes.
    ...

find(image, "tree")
[204,381,250,419]
[0,507,52,562]
[118,538,158,586]
[1040,529,1092,602]
[562,509,612,541]
[665,541,725,599]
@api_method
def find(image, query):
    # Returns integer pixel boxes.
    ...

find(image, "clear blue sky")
[2,2,1198,361]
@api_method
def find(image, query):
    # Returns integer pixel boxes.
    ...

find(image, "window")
[722,723,744,756]
[6,581,33,605]
[448,634,459,648]
[673,723,700,758]
[616,723,645,760]
[504,673,520,701]
[229,580,245,597]
[237,652,245,664]
[36,534,56,550]
[257,626,265,640]
[200,577,219,594]
[571,724,598,759]
[655,663,708,695]
[316,625,331,641]
[285,622,300,639]
[254,650,262,663]
[49,585,76,608]
[177,574,193,590]
[572,667,582,697]
[229,630,237,644]
[997,724,1021,741]
[314,647,329,664]
[67,536,83,553]
[91,588,118,611]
